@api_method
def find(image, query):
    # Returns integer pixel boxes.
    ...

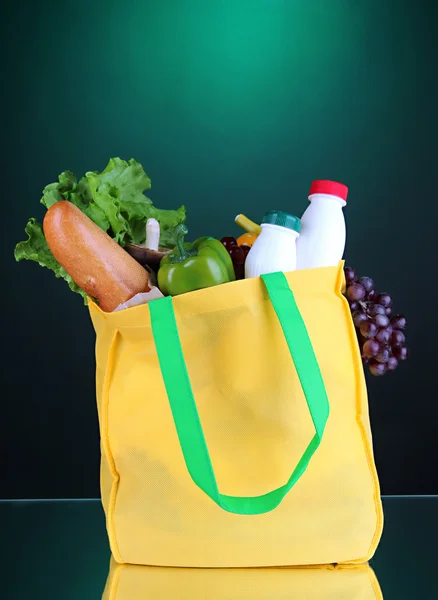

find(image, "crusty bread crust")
[44,201,150,311]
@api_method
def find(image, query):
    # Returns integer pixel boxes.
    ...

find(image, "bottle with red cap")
[295,179,349,270]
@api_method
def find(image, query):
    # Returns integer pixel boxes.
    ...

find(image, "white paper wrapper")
[113,286,164,312]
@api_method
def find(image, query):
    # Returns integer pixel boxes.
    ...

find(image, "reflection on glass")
[102,556,383,599]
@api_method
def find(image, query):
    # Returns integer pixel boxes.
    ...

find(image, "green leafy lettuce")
[14,158,186,301]
[14,218,87,299]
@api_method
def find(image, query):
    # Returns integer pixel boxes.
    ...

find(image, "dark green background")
[2,0,436,498]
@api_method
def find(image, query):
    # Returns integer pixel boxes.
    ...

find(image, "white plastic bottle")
[295,180,348,270]
[244,210,301,278]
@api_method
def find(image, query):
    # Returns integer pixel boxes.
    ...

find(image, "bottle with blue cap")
[244,210,301,278]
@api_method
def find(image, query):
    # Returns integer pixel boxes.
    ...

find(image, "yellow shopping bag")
[102,557,383,600]
[89,262,383,567]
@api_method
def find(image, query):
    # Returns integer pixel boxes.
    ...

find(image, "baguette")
[43,201,150,311]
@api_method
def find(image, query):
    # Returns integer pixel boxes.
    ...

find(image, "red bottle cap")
[309,180,349,202]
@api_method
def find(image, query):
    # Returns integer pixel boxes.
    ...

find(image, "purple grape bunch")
[344,266,408,376]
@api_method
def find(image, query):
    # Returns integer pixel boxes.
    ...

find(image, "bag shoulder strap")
[149,272,329,515]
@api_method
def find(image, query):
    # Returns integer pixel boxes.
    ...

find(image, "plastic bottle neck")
[308,193,346,208]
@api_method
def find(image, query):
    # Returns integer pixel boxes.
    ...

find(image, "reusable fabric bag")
[89,261,383,567]
[102,559,383,600]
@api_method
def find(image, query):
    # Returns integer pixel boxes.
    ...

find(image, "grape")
[229,244,244,264]
[228,245,245,279]
[390,315,407,330]
[387,356,398,371]
[376,293,392,308]
[347,283,366,301]
[357,332,368,347]
[221,237,245,279]
[369,361,387,376]
[343,266,408,377]
[393,345,408,360]
[353,310,369,327]
[368,304,386,316]
[220,236,238,251]
[360,321,378,339]
[373,313,390,328]
[241,245,251,259]
[363,339,379,357]
[344,267,357,284]
[391,330,406,347]
[359,276,374,293]
[376,327,392,344]
[376,346,390,363]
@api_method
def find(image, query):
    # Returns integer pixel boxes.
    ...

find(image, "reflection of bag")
[90,262,383,567]
[102,557,383,600]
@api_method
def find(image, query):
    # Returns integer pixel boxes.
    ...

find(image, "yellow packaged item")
[89,261,383,567]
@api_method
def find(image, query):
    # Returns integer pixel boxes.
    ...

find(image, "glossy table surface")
[1,496,436,599]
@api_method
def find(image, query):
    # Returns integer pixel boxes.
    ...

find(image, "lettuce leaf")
[14,218,88,302]
[83,157,186,247]
[15,158,186,299]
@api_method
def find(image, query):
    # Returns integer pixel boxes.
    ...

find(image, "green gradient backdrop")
[2,0,437,497]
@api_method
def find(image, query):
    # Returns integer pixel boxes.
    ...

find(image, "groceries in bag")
[344,266,408,377]
[221,215,262,278]
[219,236,248,280]
[14,157,186,303]
[14,157,409,376]
[43,201,151,312]
[296,179,348,270]
[113,286,164,311]
[245,210,301,278]
[235,213,262,235]
[197,215,261,281]
[125,217,173,272]
[158,224,235,296]
[236,232,258,248]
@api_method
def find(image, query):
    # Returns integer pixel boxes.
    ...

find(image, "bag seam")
[368,566,384,600]
[108,561,126,600]
[101,329,124,564]
[335,263,384,564]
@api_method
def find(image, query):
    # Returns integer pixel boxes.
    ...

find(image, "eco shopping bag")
[89,261,383,567]
[102,557,383,600]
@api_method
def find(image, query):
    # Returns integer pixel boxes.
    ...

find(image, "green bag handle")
[149,272,330,515]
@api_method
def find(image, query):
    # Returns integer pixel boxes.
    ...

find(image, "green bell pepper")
[157,224,236,296]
